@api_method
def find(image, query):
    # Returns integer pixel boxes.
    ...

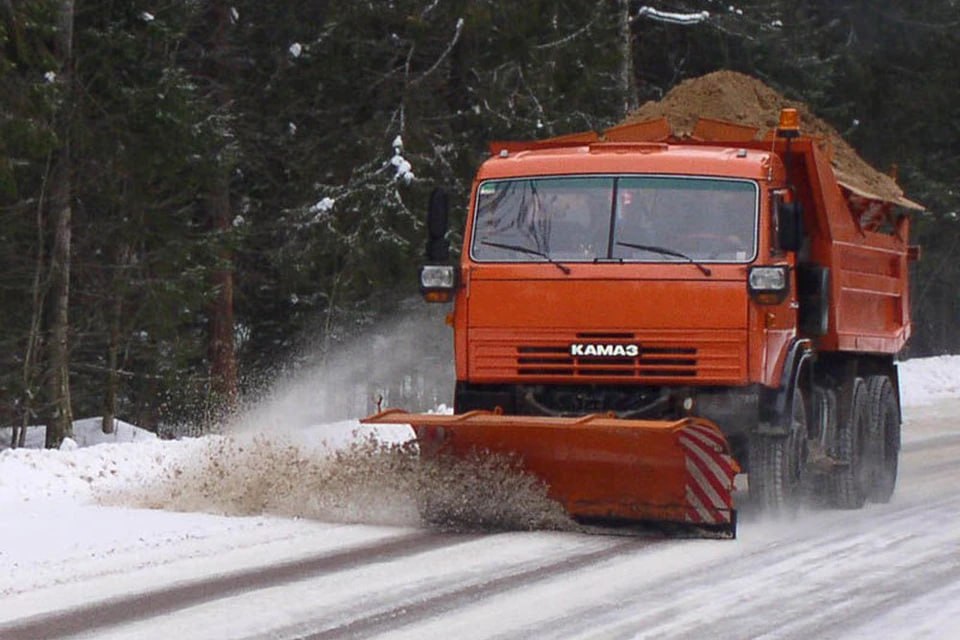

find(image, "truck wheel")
[866,375,900,503]
[808,386,838,504]
[749,386,808,515]
[830,378,870,509]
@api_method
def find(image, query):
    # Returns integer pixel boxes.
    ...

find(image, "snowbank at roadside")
[897,355,960,407]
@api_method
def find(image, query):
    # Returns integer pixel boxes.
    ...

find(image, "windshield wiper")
[481,240,571,274]
[615,241,712,276]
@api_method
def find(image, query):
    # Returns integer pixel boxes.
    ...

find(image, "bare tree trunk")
[102,299,120,435]
[44,147,74,447]
[618,0,638,117]
[16,154,54,449]
[200,0,239,414]
[102,245,130,435]
[203,1,239,413]
[44,0,75,449]
[207,173,238,408]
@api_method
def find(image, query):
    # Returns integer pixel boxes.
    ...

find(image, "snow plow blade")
[361,409,739,534]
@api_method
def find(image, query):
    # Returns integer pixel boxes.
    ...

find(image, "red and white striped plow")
[678,421,740,527]
[362,410,740,536]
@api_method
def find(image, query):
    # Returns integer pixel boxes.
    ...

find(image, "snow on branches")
[635,6,710,25]
[390,135,415,185]
[301,134,416,229]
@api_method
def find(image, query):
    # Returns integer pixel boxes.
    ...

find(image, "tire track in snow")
[756,547,960,640]
[0,531,478,640]
[895,434,960,483]
[279,424,960,640]
[299,538,651,639]
[521,500,960,639]
[505,449,960,640]
[901,456,960,480]
[7,409,957,640]
[652,501,960,640]
[901,432,960,454]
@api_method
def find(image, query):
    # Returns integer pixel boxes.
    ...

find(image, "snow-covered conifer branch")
[534,0,605,49]
[635,7,710,25]
[409,18,464,87]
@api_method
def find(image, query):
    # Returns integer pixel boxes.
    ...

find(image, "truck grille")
[517,344,697,377]
[470,330,745,383]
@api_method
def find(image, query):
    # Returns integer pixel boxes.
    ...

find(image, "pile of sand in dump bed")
[623,70,909,205]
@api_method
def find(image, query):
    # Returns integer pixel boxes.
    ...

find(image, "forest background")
[1,1,957,446]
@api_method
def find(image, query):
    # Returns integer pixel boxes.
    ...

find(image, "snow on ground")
[0,392,562,613]
[897,354,960,407]
[4,417,156,450]
[0,355,958,630]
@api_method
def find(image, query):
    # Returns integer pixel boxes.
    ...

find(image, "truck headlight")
[419,264,457,302]
[748,266,787,291]
[748,266,788,304]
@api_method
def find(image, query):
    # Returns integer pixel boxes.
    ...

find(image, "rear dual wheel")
[830,379,870,509]
[866,375,900,503]
[830,375,900,508]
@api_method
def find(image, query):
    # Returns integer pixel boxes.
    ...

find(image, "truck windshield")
[470,176,757,264]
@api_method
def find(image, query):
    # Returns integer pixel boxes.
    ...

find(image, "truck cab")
[413,111,916,519]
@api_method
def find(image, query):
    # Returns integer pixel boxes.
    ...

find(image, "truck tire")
[866,375,900,503]
[808,386,838,503]
[830,378,870,509]
[749,386,808,515]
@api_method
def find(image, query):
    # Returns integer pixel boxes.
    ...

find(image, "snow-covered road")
[2,359,960,639]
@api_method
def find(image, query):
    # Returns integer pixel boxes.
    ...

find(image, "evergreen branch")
[535,0,604,49]
[409,17,464,87]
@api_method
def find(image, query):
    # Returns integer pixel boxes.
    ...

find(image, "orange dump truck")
[364,110,920,536]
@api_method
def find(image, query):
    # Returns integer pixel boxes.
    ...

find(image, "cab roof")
[476,142,777,183]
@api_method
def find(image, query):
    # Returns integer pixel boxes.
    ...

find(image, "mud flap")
[361,410,739,534]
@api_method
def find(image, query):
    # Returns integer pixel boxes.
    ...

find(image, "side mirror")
[425,188,450,262]
[773,192,803,253]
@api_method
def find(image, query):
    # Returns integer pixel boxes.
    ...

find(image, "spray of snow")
[94,434,573,531]
[230,306,454,433]
[114,307,568,531]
